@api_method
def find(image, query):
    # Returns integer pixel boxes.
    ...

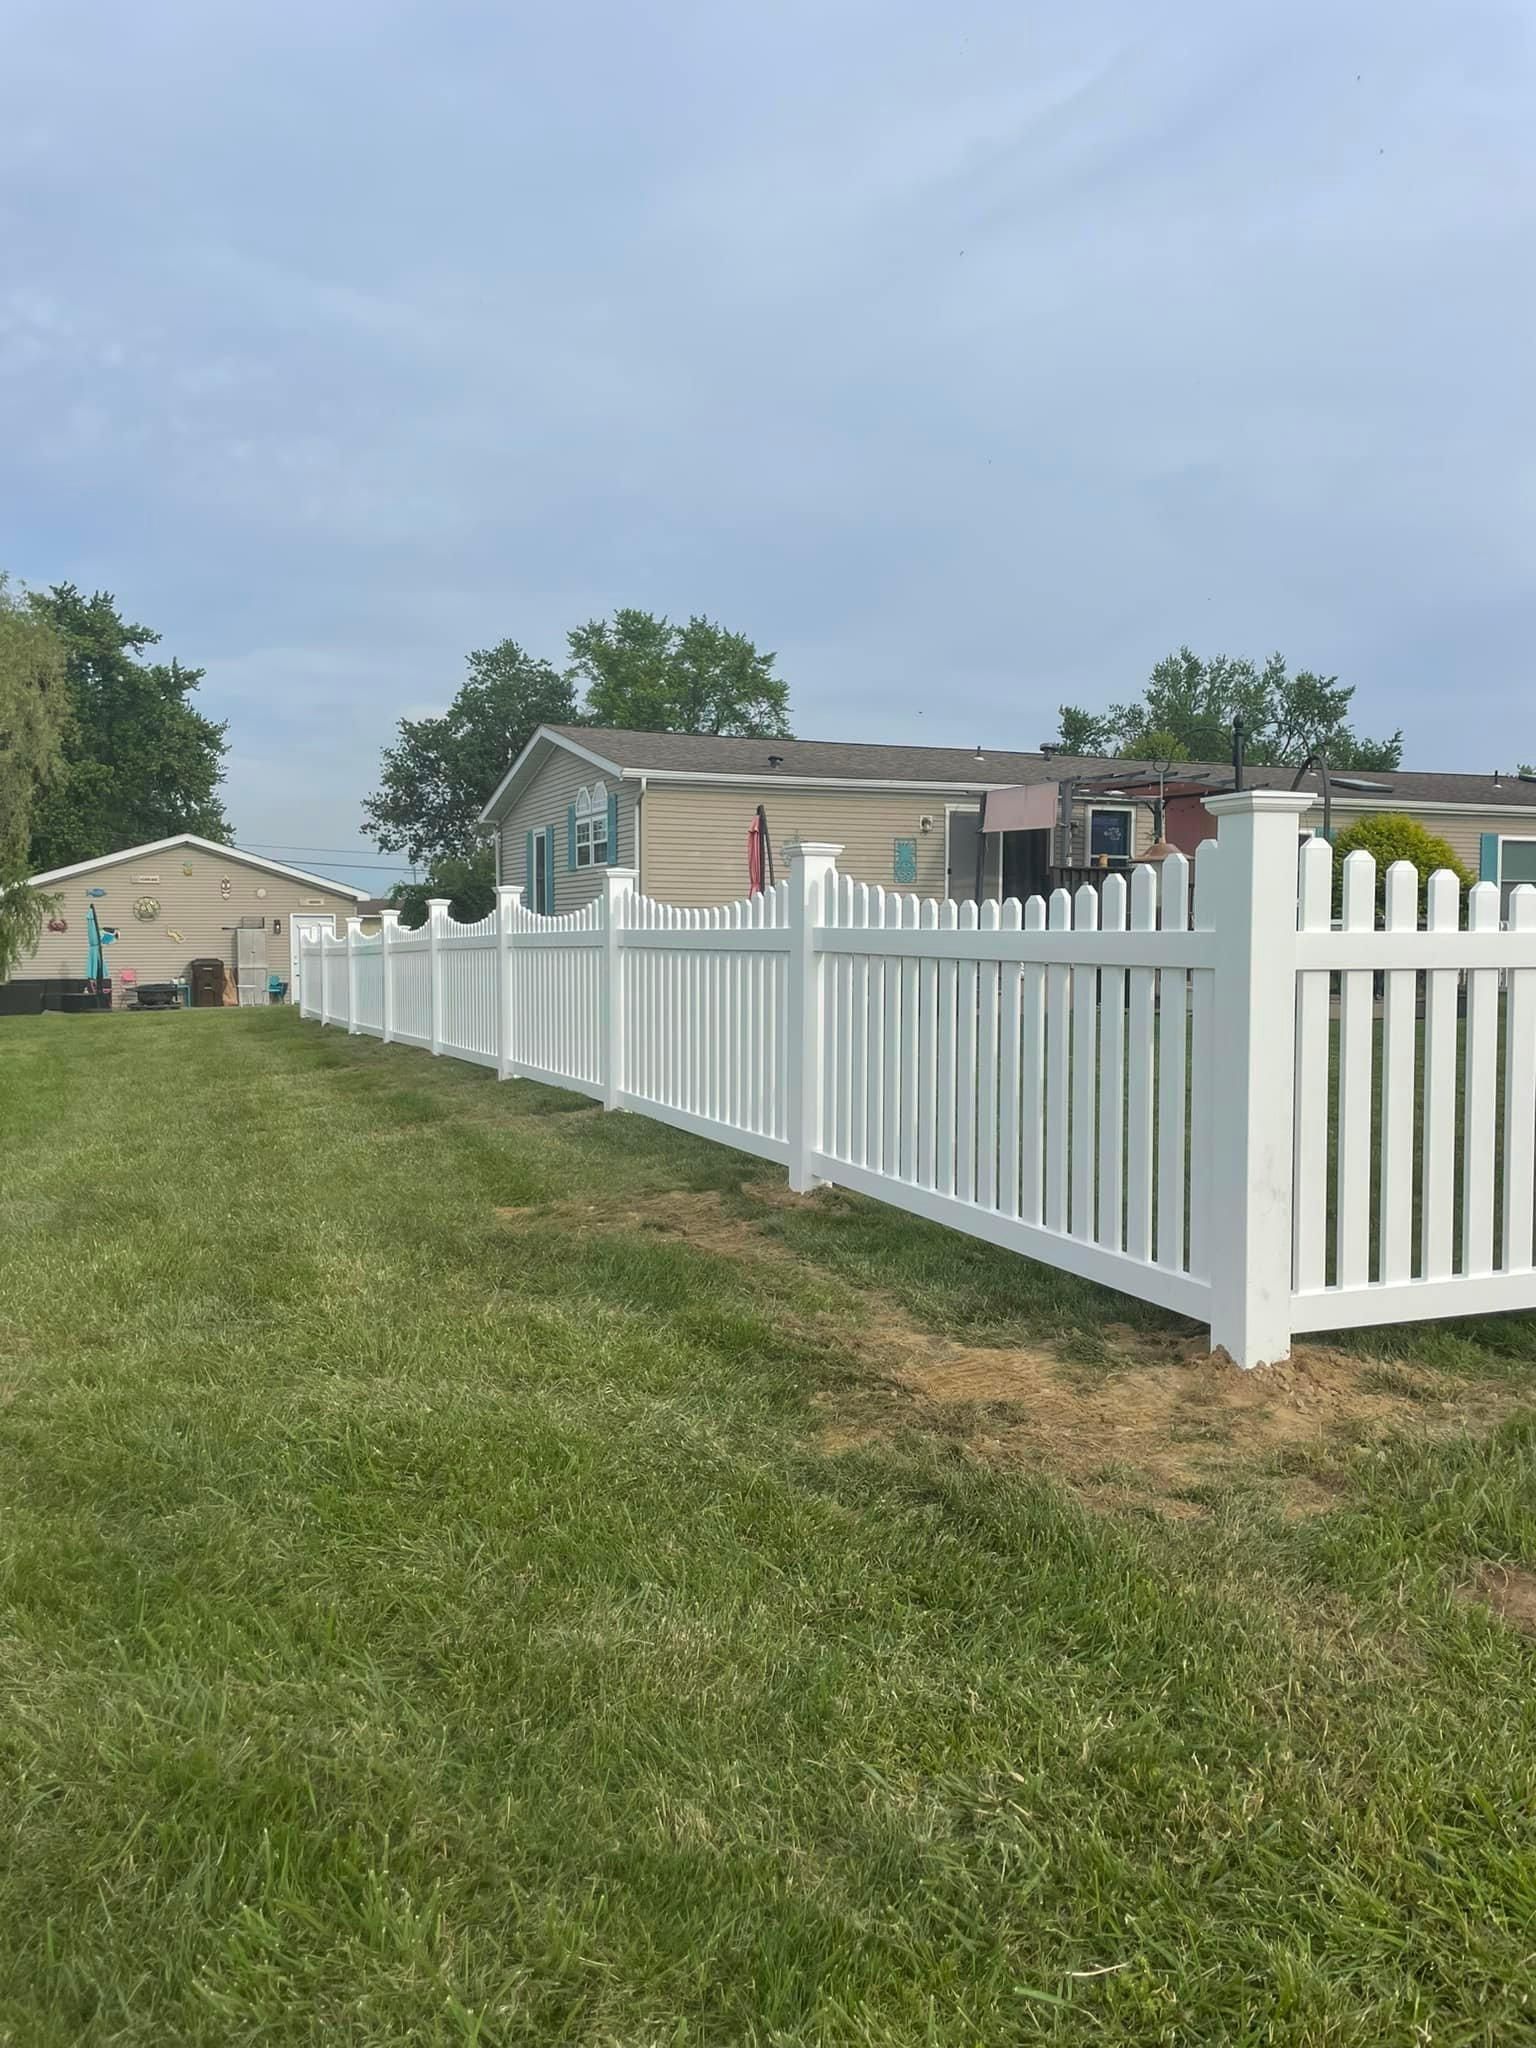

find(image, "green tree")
[1050,705,1114,755]
[1330,813,1473,922]
[0,577,70,976]
[364,640,577,870]
[389,847,497,930]
[1058,649,1401,771]
[569,609,791,737]
[24,585,227,872]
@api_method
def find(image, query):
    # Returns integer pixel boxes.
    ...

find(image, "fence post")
[345,917,362,1032]
[427,898,450,1056]
[494,884,522,1082]
[379,909,400,1043]
[785,841,843,1193]
[1202,790,1313,1368]
[601,866,637,1110]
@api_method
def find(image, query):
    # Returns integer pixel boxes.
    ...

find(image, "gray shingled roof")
[552,726,1124,785]
[552,725,1536,809]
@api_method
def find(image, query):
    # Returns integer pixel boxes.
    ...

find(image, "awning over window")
[980,783,1060,834]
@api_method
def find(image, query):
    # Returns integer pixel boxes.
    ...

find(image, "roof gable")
[27,834,371,898]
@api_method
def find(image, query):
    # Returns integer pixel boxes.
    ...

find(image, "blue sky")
[3,0,1532,891]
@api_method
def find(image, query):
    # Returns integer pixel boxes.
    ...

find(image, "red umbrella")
[747,805,774,893]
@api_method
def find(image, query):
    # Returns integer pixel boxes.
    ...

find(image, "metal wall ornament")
[46,916,68,933]
[183,862,194,876]
[132,896,161,922]
[220,878,232,899]
[166,929,183,943]
[85,886,107,898]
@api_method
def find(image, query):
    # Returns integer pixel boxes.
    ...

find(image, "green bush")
[1330,812,1474,922]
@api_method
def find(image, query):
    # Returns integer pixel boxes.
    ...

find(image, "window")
[575,782,610,868]
[1498,837,1536,923]
[1088,806,1133,864]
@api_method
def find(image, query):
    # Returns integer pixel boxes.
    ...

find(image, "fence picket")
[1045,889,1072,1234]
[1156,852,1189,1271]
[900,896,920,1184]
[1293,836,1332,1292]
[1421,869,1461,1280]
[882,891,901,1175]
[1125,864,1157,1262]
[1462,880,1501,1276]
[1504,887,1536,1273]
[1098,874,1126,1252]
[935,901,958,1196]
[996,898,1023,1221]
[1378,860,1418,1284]
[1069,885,1099,1240]
[1020,895,1047,1226]
[917,901,940,1188]
[976,899,1000,1211]
[1336,850,1376,1289]
[849,884,868,1165]
[955,901,978,1204]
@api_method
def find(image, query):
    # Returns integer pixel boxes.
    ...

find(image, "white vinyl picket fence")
[300,791,1536,1366]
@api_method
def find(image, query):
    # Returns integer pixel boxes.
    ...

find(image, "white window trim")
[575,782,610,869]
[1087,803,1136,865]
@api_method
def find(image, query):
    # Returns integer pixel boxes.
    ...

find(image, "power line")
[240,840,405,859]
[238,843,415,872]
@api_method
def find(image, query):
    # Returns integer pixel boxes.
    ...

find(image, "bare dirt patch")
[495,1188,802,1263]
[494,1181,1519,1520]
[827,1312,1518,1519]
[1461,1563,1536,1635]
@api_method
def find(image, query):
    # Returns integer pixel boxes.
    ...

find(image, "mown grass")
[1,1008,1534,2046]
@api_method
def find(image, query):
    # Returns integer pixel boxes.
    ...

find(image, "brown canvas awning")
[980,783,1060,834]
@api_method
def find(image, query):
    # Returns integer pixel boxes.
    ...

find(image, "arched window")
[574,781,610,868]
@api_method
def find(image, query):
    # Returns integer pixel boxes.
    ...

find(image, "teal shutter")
[606,790,618,864]
[525,830,534,904]
[567,805,577,869]
[1480,833,1500,883]
[544,826,556,912]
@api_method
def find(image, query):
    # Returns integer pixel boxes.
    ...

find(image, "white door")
[289,915,336,1005]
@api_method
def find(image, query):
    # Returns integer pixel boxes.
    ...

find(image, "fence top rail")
[505,899,603,934]
[814,846,1217,943]
[625,881,788,930]
[815,925,1218,966]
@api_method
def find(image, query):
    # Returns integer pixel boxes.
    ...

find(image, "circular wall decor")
[133,896,161,922]
[255,886,268,900]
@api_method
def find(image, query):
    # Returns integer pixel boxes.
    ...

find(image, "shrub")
[1329,813,1474,922]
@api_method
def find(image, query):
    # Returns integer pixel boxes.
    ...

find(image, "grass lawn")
[2,1008,1535,2046]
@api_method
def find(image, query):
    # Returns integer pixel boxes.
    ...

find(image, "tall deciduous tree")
[24,585,228,872]
[1055,649,1402,771]
[0,576,70,977]
[363,640,577,869]
[388,847,497,930]
[569,610,791,737]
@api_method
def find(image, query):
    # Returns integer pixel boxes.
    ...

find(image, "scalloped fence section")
[297,796,1536,1366]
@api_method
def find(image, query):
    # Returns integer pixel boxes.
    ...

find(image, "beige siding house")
[480,726,1536,916]
[479,727,1157,912]
[22,835,368,997]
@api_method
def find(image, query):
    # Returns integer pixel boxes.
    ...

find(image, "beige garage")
[21,835,368,1003]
